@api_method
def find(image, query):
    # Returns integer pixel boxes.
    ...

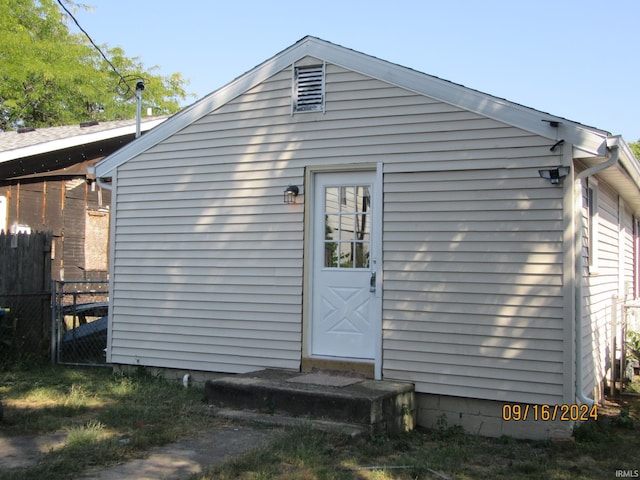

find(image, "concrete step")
[204,369,415,433]
[214,408,371,437]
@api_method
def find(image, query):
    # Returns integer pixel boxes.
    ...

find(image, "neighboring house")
[92,36,640,439]
[0,117,166,281]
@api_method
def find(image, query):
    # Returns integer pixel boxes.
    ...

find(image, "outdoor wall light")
[284,185,299,204]
[538,166,570,185]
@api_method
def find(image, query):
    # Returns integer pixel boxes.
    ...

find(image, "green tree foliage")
[0,0,192,130]
[630,141,640,160]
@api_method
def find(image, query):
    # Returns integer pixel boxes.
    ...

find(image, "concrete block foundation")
[416,393,574,440]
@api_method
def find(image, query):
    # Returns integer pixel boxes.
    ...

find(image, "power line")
[55,0,133,97]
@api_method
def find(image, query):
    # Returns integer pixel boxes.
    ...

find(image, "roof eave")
[95,38,317,178]
[578,136,640,215]
[94,36,612,176]
[0,118,167,166]
[300,38,610,156]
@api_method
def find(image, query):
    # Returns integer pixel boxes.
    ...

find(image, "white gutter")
[573,142,620,407]
[96,176,112,191]
[86,165,112,191]
[577,138,621,181]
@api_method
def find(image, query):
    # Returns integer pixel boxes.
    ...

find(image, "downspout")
[573,142,620,407]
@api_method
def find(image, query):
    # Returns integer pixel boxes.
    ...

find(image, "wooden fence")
[0,232,52,360]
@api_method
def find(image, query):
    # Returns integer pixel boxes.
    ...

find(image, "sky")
[68,0,639,141]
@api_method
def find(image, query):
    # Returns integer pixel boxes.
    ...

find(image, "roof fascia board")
[609,135,640,191]
[95,42,311,177]
[95,36,610,176]
[303,39,609,156]
[576,136,640,213]
[0,118,166,165]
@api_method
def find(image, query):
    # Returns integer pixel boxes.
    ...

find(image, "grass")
[1,365,640,480]
[194,389,640,480]
[0,365,228,480]
[193,407,640,480]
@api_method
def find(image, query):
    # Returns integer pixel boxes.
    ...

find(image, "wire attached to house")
[55,0,134,97]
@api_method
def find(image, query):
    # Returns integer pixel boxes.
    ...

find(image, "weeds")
[66,419,107,445]
[2,367,640,480]
[198,395,640,480]
[0,366,229,480]
[612,409,635,429]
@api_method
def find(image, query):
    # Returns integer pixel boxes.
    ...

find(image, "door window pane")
[340,215,356,242]
[323,183,372,270]
[324,215,339,241]
[339,242,357,268]
[356,186,370,212]
[355,214,369,240]
[325,187,340,213]
[341,186,353,209]
[324,242,338,267]
[355,242,370,268]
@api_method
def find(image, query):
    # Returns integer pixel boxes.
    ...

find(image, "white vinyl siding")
[383,160,566,405]
[580,179,631,397]
[622,205,635,296]
[587,178,599,273]
[109,62,569,402]
[111,70,302,372]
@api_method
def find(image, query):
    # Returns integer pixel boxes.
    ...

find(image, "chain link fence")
[53,280,109,366]
[0,292,51,364]
[0,231,52,365]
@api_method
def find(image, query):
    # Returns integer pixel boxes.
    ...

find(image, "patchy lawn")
[0,365,229,480]
[1,366,639,480]
[194,396,640,480]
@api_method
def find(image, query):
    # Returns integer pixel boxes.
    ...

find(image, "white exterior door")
[310,170,380,360]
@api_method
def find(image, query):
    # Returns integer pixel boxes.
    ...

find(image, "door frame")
[302,163,383,379]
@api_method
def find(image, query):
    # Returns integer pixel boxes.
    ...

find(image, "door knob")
[370,272,376,293]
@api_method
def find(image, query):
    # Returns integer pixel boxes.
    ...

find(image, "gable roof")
[1,117,167,180]
[94,36,617,178]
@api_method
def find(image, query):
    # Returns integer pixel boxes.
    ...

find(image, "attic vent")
[80,120,99,128]
[17,127,36,134]
[294,65,324,112]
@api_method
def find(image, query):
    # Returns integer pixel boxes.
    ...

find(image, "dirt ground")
[0,431,67,469]
[0,425,281,480]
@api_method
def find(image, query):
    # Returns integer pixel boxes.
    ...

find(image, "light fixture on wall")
[538,166,570,185]
[283,185,299,204]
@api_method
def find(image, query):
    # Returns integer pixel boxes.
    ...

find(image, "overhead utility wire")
[55,0,133,96]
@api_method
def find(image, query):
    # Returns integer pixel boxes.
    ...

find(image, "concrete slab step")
[204,369,415,433]
[214,408,371,437]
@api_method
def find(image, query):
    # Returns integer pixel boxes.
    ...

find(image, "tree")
[630,141,640,160]
[0,0,192,131]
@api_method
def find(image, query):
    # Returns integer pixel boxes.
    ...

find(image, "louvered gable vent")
[294,65,324,112]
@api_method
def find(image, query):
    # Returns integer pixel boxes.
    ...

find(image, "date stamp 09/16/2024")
[501,403,598,422]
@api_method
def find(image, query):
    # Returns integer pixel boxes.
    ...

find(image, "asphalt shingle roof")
[0,117,168,180]
[0,118,169,153]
